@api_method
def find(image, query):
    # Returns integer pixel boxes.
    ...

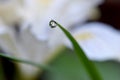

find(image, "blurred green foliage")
[43,48,120,80]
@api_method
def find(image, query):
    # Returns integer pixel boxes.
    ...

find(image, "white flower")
[65,22,120,61]
[0,0,104,79]
[28,0,103,41]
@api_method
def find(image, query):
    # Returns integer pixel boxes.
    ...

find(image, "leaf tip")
[49,20,57,28]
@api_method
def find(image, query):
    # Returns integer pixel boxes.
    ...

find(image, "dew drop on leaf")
[49,20,57,28]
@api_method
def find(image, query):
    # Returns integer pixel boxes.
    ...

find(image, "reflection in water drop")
[49,20,57,28]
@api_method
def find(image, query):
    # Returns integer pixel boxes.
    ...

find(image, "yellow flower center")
[74,32,94,41]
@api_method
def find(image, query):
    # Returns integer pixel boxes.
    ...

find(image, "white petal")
[0,20,7,34]
[11,28,64,79]
[0,0,23,25]
[65,22,120,61]
[27,0,103,40]
[0,20,20,55]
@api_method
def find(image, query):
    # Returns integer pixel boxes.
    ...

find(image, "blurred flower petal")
[65,22,120,61]
[28,0,104,40]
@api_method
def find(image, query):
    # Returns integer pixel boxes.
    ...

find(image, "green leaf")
[43,49,120,80]
[49,20,102,80]
[0,53,51,71]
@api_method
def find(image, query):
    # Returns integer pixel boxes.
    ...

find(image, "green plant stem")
[0,53,52,71]
[50,20,102,80]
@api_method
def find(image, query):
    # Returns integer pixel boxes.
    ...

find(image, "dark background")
[98,0,120,29]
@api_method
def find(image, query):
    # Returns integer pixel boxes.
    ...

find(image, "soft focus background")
[98,0,120,29]
[0,0,120,80]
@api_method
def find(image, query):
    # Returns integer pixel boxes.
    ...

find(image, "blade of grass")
[0,53,51,71]
[49,20,102,80]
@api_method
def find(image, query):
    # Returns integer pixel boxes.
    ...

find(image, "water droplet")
[49,20,57,28]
